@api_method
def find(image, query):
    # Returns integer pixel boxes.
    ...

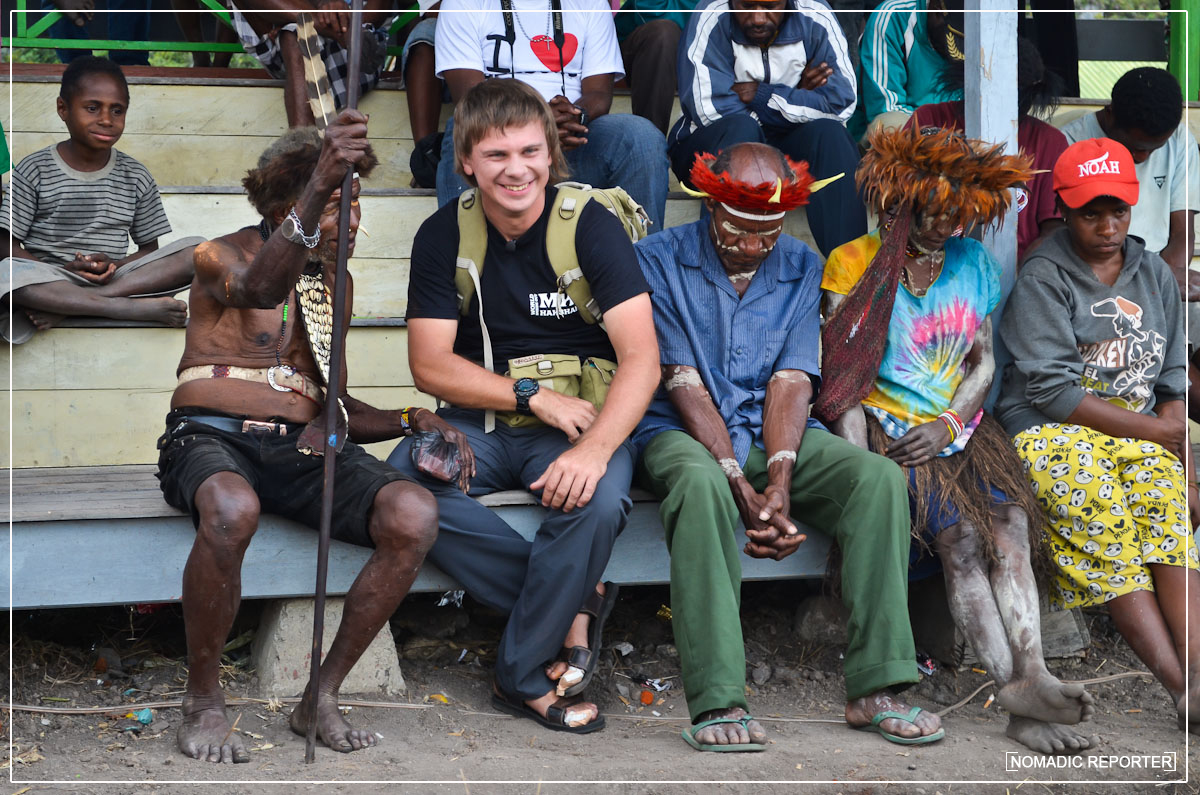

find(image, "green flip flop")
[854,705,945,745]
[681,716,767,752]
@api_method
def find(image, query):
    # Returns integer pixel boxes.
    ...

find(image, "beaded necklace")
[257,220,298,385]
[257,219,334,390]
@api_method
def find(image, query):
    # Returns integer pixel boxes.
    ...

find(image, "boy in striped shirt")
[1,56,201,344]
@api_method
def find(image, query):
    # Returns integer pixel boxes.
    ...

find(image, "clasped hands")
[731,479,806,561]
[548,95,588,150]
[66,252,116,284]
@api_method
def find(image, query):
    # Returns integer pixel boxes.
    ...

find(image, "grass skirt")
[865,411,1053,585]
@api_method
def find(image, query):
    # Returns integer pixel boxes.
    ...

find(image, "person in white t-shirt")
[432,0,669,233]
[1060,67,1198,295]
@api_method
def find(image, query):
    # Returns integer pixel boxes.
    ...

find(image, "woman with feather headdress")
[816,125,1096,754]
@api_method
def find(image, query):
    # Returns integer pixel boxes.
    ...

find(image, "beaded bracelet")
[937,410,963,442]
[400,406,425,436]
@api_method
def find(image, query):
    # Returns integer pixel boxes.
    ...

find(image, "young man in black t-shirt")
[388,79,660,733]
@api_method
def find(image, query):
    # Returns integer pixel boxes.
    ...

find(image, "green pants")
[637,428,918,721]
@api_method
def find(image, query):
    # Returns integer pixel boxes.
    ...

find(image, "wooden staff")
[306,0,364,764]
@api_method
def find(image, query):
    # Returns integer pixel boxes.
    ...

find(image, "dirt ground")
[4,582,1196,793]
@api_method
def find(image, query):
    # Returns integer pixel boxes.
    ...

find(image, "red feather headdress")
[687,152,815,216]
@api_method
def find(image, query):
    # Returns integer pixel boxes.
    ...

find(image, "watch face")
[514,377,539,397]
[280,216,298,240]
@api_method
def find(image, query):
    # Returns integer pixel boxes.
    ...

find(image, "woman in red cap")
[996,137,1198,732]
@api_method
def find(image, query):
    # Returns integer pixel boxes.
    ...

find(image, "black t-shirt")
[407,187,650,370]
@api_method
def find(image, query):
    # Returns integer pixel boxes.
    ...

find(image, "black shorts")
[156,408,412,548]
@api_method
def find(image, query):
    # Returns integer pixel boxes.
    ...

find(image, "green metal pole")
[1169,1,1197,101]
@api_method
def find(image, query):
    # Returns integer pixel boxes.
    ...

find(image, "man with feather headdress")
[632,141,944,752]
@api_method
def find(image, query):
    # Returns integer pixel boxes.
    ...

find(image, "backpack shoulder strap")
[454,188,488,317]
[454,188,497,431]
[546,183,604,326]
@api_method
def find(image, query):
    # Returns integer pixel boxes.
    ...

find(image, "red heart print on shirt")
[530,33,578,71]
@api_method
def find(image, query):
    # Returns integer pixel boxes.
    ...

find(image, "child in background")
[1,56,201,344]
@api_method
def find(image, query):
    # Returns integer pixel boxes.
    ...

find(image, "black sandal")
[557,582,619,698]
[491,686,606,734]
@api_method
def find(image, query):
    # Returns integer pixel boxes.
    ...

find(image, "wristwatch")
[513,377,539,415]
[280,207,321,249]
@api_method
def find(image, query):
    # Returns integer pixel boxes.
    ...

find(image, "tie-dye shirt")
[822,230,1001,449]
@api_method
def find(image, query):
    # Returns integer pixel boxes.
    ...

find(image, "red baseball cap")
[1053,137,1139,209]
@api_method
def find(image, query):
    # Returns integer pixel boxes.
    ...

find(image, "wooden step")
[151,189,821,305]
[6,77,670,190]
[13,77,1192,192]
[2,324,423,468]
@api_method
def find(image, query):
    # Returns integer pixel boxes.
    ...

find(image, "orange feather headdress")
[686,152,817,219]
[857,125,1035,232]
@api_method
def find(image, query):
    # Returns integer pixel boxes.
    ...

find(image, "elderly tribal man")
[632,141,944,751]
[157,113,454,762]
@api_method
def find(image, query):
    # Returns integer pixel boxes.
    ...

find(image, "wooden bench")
[1,465,830,611]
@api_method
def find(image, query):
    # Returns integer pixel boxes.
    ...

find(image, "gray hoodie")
[995,227,1186,436]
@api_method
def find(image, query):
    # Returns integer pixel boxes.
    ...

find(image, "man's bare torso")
[170,226,347,424]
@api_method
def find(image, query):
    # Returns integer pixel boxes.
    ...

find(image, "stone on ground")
[793,594,849,646]
[250,598,404,697]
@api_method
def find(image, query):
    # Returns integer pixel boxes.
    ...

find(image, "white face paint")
[663,366,704,391]
[718,457,744,480]
[710,215,782,268]
[767,450,798,466]
[721,219,782,238]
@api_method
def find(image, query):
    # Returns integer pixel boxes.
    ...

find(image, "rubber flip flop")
[681,716,767,752]
[491,687,606,734]
[854,706,945,745]
[560,582,620,698]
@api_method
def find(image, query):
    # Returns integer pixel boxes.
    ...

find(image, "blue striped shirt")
[632,220,824,466]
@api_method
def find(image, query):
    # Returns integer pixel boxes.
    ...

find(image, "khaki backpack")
[452,181,649,431]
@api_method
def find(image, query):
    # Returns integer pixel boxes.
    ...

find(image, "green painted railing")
[1167,3,1198,101]
[2,0,414,59]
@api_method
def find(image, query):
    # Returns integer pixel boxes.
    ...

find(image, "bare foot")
[1006,716,1093,754]
[690,706,767,747]
[997,672,1094,725]
[177,694,249,764]
[545,583,606,696]
[1175,686,1199,734]
[288,688,377,753]
[525,688,601,728]
[25,309,64,331]
[845,690,942,741]
[131,296,188,327]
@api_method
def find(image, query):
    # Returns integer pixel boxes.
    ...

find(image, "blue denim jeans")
[387,408,633,701]
[437,111,669,234]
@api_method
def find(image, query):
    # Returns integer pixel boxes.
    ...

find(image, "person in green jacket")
[851,0,961,141]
